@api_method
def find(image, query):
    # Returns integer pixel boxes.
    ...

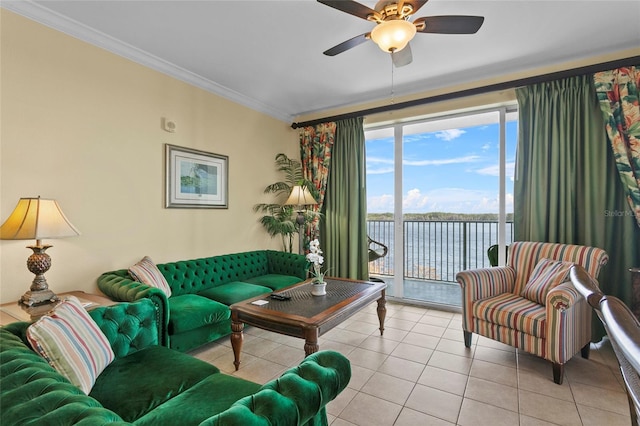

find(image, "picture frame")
[165,144,228,208]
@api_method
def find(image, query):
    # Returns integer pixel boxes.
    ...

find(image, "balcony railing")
[367,219,514,283]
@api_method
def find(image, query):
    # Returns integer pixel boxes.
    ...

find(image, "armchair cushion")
[198,281,272,306]
[473,293,547,338]
[89,345,219,422]
[521,258,573,305]
[133,373,262,426]
[244,274,304,291]
[168,294,230,335]
[129,256,172,297]
[26,296,115,394]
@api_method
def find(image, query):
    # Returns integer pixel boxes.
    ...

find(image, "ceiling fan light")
[370,19,416,53]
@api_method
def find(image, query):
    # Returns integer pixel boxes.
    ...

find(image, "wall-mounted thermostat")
[162,118,177,133]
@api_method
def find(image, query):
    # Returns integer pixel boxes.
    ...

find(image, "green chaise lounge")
[0,299,351,425]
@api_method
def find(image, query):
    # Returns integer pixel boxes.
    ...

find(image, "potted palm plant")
[254,153,318,252]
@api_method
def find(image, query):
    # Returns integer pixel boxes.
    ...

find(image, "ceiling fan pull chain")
[390,55,395,104]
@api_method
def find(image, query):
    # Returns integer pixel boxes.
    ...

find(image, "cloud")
[367,188,514,214]
[367,167,394,175]
[474,161,515,181]
[403,134,429,143]
[473,193,514,213]
[401,188,514,214]
[367,157,394,165]
[368,189,432,212]
[366,156,395,175]
[403,188,429,210]
[418,188,477,212]
[403,155,482,166]
[368,155,482,172]
[367,194,394,212]
[435,129,466,141]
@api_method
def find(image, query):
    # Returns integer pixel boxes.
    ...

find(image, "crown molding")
[2,1,294,123]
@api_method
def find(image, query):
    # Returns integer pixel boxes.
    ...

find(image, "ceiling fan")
[318,0,484,67]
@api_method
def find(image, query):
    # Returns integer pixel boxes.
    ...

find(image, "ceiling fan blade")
[401,0,429,15]
[414,15,485,34]
[392,44,413,67]
[323,33,370,56]
[317,0,379,21]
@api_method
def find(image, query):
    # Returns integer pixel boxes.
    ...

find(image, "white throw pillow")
[128,256,172,297]
[26,296,115,394]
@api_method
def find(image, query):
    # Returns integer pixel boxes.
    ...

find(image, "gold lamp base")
[20,288,59,307]
[20,244,59,307]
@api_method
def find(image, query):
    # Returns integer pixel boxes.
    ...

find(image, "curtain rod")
[290,55,640,129]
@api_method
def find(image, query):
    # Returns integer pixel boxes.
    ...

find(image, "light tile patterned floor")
[374,276,462,307]
[190,302,631,426]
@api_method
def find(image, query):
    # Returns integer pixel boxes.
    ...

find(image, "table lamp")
[0,197,80,306]
[284,185,318,254]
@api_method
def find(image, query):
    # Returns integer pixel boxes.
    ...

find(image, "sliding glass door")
[366,107,518,307]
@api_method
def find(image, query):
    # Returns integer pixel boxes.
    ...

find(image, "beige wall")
[0,11,299,302]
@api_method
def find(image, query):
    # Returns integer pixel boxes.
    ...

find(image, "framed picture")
[165,144,228,208]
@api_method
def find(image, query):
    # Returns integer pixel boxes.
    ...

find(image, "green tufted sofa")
[0,299,351,425]
[98,250,309,352]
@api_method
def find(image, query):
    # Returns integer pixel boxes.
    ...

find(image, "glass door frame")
[366,104,517,300]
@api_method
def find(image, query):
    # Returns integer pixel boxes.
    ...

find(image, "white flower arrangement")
[306,239,326,283]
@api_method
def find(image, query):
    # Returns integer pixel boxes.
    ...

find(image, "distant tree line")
[367,212,514,222]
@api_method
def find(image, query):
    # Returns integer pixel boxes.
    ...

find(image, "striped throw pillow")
[26,296,115,394]
[521,258,574,305]
[128,256,172,297]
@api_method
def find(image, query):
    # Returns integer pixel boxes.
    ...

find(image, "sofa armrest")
[266,250,310,280]
[456,266,516,301]
[199,350,350,426]
[545,281,593,363]
[89,299,160,358]
[456,266,516,333]
[97,271,169,347]
[0,328,130,425]
[547,281,584,312]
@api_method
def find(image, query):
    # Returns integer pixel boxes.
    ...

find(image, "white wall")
[0,10,299,302]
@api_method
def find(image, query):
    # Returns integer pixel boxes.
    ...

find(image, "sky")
[365,120,518,214]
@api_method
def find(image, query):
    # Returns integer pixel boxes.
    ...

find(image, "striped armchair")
[456,241,609,384]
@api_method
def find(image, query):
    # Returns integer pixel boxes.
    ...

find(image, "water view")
[368,216,514,283]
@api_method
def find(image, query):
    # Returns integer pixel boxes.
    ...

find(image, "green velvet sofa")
[0,299,351,425]
[98,250,309,352]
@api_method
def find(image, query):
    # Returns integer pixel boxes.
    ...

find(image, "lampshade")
[0,197,80,241]
[1,197,80,306]
[283,186,318,207]
[370,19,417,53]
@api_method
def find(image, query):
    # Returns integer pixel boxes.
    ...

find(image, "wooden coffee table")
[229,277,386,370]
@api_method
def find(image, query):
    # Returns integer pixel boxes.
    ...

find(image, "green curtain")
[515,75,640,338]
[320,117,369,280]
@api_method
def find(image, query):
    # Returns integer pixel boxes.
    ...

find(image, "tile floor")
[379,277,462,307]
[190,301,631,426]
